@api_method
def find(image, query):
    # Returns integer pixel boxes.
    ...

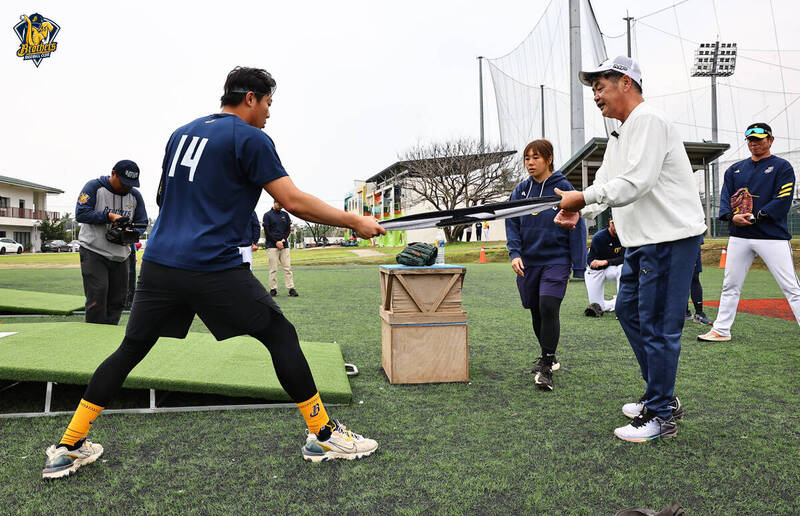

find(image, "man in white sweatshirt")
[555,56,706,442]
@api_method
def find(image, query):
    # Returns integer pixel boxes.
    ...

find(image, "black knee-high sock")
[538,295,563,356]
[83,336,157,406]
[529,308,542,345]
[251,313,317,403]
[690,271,703,313]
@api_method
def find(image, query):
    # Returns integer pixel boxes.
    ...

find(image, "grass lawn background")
[0,259,798,514]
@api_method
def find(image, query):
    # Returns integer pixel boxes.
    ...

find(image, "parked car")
[68,240,81,252]
[0,237,23,254]
[41,240,72,253]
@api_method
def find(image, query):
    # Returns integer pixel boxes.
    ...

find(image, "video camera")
[105,216,147,246]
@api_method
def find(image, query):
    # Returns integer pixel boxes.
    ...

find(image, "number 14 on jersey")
[168,135,209,182]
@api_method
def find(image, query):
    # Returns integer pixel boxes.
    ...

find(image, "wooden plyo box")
[379,265,468,384]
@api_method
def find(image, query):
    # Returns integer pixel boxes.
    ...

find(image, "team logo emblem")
[764,166,774,174]
[77,193,89,204]
[733,169,740,174]
[310,403,320,417]
[13,13,60,67]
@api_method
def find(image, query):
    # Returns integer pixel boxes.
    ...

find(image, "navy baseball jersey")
[144,113,288,271]
[719,155,795,240]
[587,228,625,267]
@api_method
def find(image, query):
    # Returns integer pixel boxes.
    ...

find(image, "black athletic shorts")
[125,260,282,341]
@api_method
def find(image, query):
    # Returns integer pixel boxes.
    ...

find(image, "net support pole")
[569,0,585,154]
[478,56,485,153]
[711,41,720,236]
[540,85,545,138]
[624,14,634,57]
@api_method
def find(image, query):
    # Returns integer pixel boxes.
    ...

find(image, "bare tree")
[389,140,520,242]
[302,222,335,246]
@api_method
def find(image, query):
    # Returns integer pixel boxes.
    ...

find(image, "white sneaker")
[621,400,644,419]
[622,396,684,419]
[697,329,730,342]
[301,419,378,463]
[614,411,677,442]
[42,439,104,479]
[605,295,617,312]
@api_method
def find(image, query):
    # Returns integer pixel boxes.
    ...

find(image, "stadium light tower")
[692,41,737,236]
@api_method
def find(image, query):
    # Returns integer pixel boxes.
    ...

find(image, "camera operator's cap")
[113,159,140,187]
[579,55,642,87]
[745,122,772,139]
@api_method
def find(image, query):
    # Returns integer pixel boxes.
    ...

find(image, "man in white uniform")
[555,56,705,442]
[699,123,800,341]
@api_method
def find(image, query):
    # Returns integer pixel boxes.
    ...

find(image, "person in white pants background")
[699,123,800,342]
[584,219,624,316]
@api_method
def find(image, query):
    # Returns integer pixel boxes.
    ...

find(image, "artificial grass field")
[0,288,85,315]
[0,322,351,403]
[0,262,798,514]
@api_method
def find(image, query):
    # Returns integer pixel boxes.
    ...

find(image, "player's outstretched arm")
[265,176,385,239]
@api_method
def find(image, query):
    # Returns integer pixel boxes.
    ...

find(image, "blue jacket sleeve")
[570,217,587,279]
[759,162,795,221]
[75,180,109,224]
[718,165,734,220]
[131,189,148,236]
[505,185,523,261]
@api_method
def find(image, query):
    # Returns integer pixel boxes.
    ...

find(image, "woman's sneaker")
[302,418,378,463]
[622,395,684,419]
[614,409,677,442]
[42,439,103,479]
[531,355,560,373]
[693,312,712,325]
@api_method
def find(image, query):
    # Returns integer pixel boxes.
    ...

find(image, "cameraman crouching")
[75,160,148,324]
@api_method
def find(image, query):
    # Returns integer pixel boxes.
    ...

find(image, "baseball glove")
[730,187,753,215]
[396,242,438,266]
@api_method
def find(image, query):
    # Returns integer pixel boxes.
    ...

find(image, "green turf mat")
[0,322,352,403]
[0,288,85,315]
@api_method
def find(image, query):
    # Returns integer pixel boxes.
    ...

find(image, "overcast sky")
[3,0,798,222]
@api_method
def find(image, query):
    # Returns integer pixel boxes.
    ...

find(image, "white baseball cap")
[579,56,642,87]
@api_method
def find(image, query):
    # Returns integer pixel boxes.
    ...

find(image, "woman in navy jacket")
[506,139,587,391]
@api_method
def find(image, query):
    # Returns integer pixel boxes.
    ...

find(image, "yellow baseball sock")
[296,392,329,435]
[59,399,104,448]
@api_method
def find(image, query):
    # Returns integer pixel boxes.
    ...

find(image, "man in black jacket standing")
[263,200,297,296]
[584,219,624,317]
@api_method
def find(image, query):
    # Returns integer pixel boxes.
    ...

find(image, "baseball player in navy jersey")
[699,123,800,341]
[584,219,624,316]
[42,66,385,479]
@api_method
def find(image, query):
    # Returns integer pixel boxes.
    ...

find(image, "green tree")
[37,214,69,241]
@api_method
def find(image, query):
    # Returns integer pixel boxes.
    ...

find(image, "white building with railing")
[0,175,63,252]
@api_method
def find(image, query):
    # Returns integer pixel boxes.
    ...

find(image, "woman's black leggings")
[83,313,317,407]
[530,295,563,356]
[690,270,703,313]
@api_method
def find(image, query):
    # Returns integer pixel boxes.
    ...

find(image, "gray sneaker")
[614,409,677,442]
[42,439,104,479]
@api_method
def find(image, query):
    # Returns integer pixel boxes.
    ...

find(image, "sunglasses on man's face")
[745,127,770,137]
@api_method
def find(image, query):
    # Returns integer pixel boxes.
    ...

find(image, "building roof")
[0,174,64,194]
[365,150,517,185]
[558,137,731,189]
